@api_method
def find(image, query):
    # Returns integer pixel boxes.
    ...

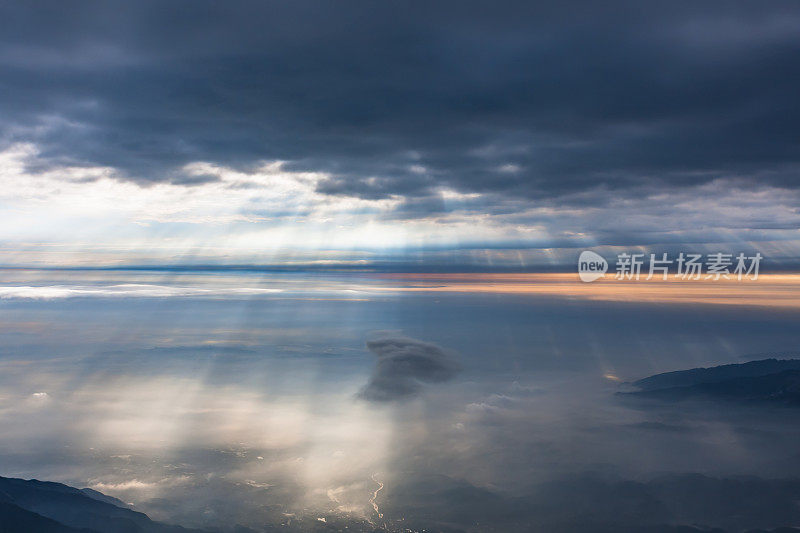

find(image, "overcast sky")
[1,1,799,266]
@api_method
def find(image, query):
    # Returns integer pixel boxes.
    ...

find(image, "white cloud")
[2,143,800,264]
[0,143,396,226]
[0,143,514,256]
[0,284,282,300]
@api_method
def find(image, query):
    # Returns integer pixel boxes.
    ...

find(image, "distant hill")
[624,359,800,404]
[79,488,132,510]
[0,476,205,533]
[632,359,800,392]
[0,500,93,533]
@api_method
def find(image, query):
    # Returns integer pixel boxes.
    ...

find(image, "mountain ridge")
[623,359,800,404]
[0,476,206,533]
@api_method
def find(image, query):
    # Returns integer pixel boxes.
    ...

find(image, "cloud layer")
[1,3,799,199]
[1,2,800,262]
[359,336,461,402]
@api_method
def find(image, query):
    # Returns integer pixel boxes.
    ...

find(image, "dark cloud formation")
[359,336,461,402]
[1,1,799,214]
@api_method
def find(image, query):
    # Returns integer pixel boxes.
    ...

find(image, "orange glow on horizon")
[370,272,800,309]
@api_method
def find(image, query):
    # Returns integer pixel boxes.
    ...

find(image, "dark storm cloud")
[359,336,461,402]
[1,1,799,213]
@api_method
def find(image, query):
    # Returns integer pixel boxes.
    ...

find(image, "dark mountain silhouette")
[0,476,205,533]
[0,500,93,533]
[632,359,800,392]
[623,359,800,404]
[79,488,132,510]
